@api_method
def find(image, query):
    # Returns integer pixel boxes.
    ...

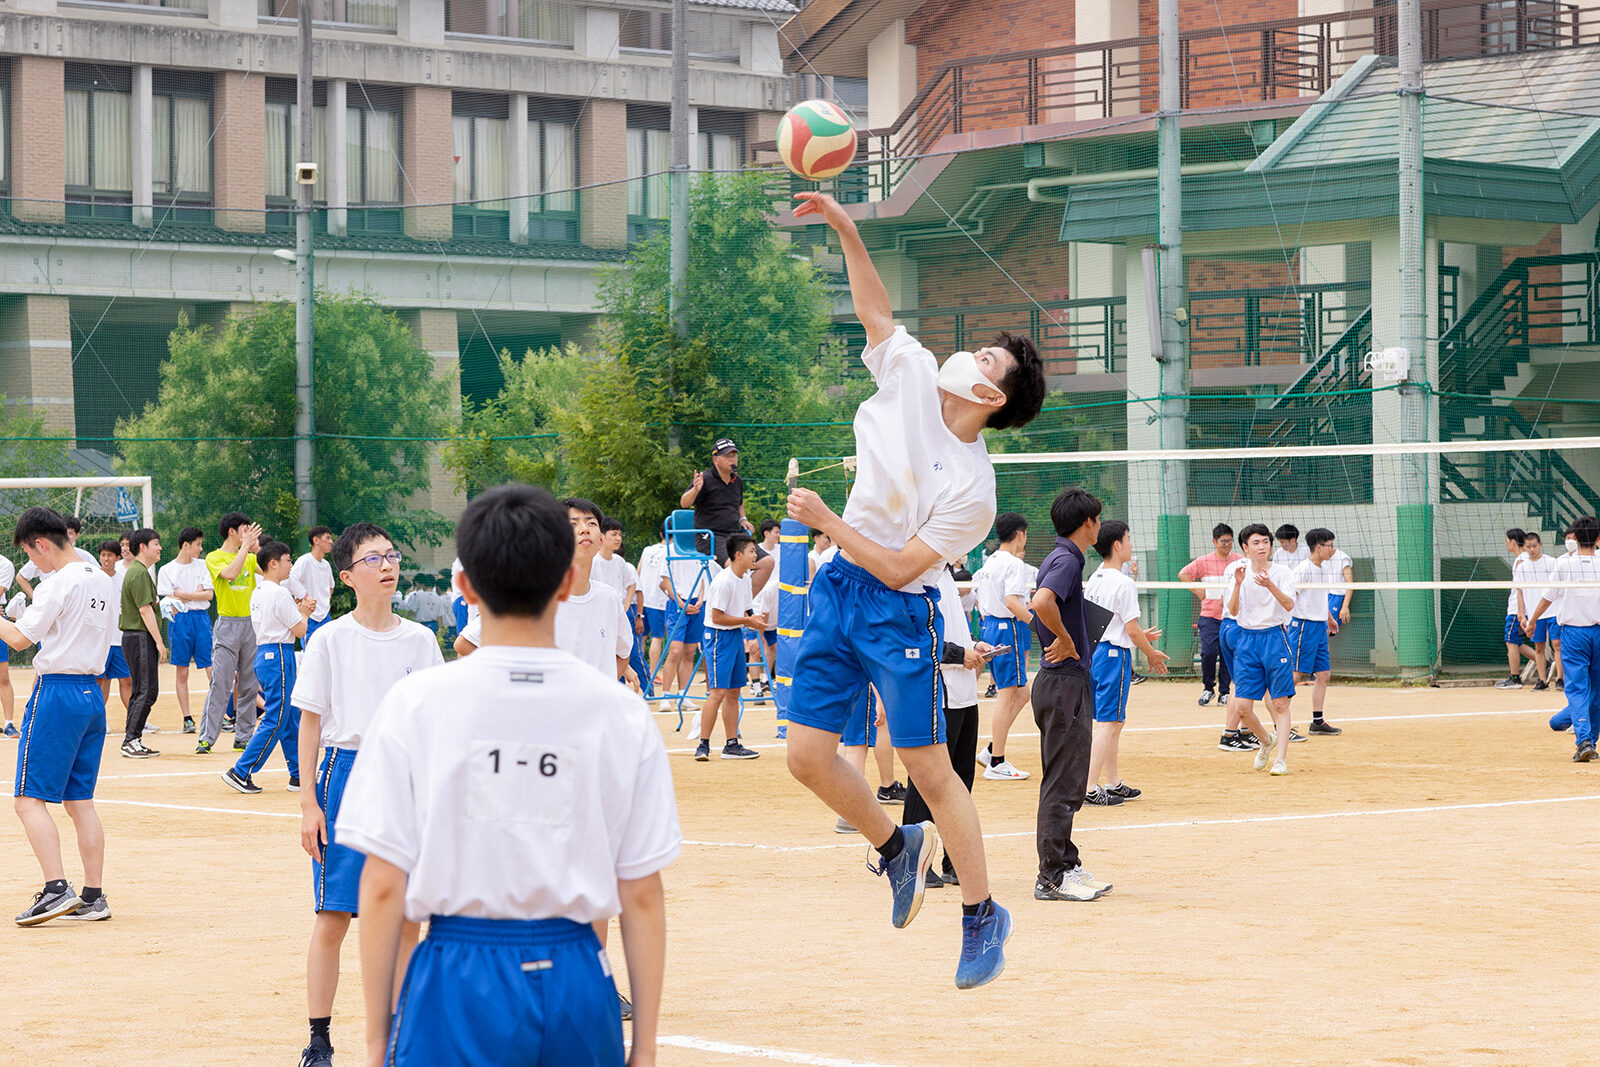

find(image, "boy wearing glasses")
[290,523,443,1067]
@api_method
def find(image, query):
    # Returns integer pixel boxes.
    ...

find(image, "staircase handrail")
[1266,304,1373,410]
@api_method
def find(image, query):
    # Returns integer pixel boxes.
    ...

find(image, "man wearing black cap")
[681,439,774,589]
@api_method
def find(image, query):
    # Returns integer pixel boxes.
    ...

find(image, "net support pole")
[294,1,317,528]
[775,518,810,736]
[666,0,690,454]
[1155,0,1193,668]
[1396,0,1436,672]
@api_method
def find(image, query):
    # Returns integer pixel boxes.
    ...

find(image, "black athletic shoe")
[1575,742,1597,763]
[14,884,83,927]
[1533,679,1550,691]
[300,1036,334,1067]
[194,740,213,755]
[1288,726,1308,743]
[925,867,946,889]
[181,717,196,734]
[693,740,710,761]
[1130,673,1147,686]
[222,715,235,731]
[877,781,907,805]
[232,739,247,751]
[1218,733,1257,752]
[1107,781,1142,800]
[286,777,301,792]
[984,682,997,699]
[721,740,760,760]
[619,993,633,1022]
[1084,786,1124,806]
[1238,730,1260,747]
[1197,690,1214,707]
[221,767,262,795]
[1308,719,1343,736]
[942,867,960,887]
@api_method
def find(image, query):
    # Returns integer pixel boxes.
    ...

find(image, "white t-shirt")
[973,549,1030,619]
[1221,558,1246,621]
[592,554,638,602]
[1085,565,1140,649]
[452,557,480,629]
[1514,553,1559,619]
[843,327,996,592]
[705,567,753,631]
[16,561,118,675]
[1325,549,1352,579]
[557,580,632,677]
[286,552,334,621]
[0,557,13,594]
[636,542,669,610]
[20,547,96,586]
[936,568,978,707]
[664,557,719,605]
[752,572,779,626]
[291,614,445,750]
[251,579,304,645]
[1291,557,1335,621]
[103,568,125,645]
[1508,550,1530,614]
[1552,553,1600,626]
[156,557,213,612]
[1231,562,1297,629]
[334,646,681,924]
[1273,545,1310,566]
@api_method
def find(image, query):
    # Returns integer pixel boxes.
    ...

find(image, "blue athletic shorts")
[1219,617,1241,676]
[666,600,705,645]
[389,916,623,1067]
[1091,643,1133,722]
[1550,620,1563,642]
[980,616,1029,689]
[168,610,214,668]
[842,686,878,748]
[1532,616,1555,645]
[701,627,746,691]
[98,644,130,681]
[1506,613,1532,646]
[1289,617,1331,674]
[302,614,329,649]
[313,747,365,914]
[1232,625,1296,701]
[13,675,107,803]
[644,606,667,639]
[453,597,469,632]
[788,557,945,749]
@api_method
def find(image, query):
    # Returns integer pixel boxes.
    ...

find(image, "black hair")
[257,539,293,570]
[458,484,574,617]
[1212,523,1234,541]
[64,515,82,534]
[1049,487,1102,538]
[1524,530,1543,544]
[987,332,1047,430]
[996,512,1028,543]
[119,532,130,544]
[178,526,204,547]
[332,521,392,573]
[98,539,122,558]
[1238,523,1273,546]
[725,532,756,559]
[1305,527,1335,549]
[219,511,251,540]
[600,516,624,534]
[308,525,332,543]
[129,528,159,553]
[1572,516,1599,548]
[1506,527,1526,546]
[13,507,70,549]
[811,528,830,540]
[1094,519,1130,559]
[561,497,603,524]
[759,518,781,536]
[1275,524,1299,541]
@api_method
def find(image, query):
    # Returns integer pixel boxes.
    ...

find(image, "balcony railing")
[769,0,1600,202]
[1187,281,1371,370]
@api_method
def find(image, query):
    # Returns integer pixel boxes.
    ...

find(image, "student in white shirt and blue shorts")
[971,512,1034,781]
[1225,523,1298,775]
[336,483,680,1066]
[2,507,120,925]
[286,526,335,648]
[1524,515,1600,762]
[1289,529,1344,736]
[694,533,765,760]
[223,541,313,795]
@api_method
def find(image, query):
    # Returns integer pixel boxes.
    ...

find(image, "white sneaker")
[142,722,160,734]
[983,759,1030,780]
[834,816,856,834]
[1065,865,1112,895]
[1253,737,1275,771]
[1270,759,1289,776]
[684,711,701,737]
[975,744,993,768]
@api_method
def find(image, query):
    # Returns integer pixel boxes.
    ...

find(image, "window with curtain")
[152,72,213,202]
[619,9,740,60]
[0,80,8,192]
[346,86,403,204]
[626,126,671,219]
[65,66,133,198]
[259,0,397,29]
[265,99,329,200]
[445,0,575,43]
[698,130,743,173]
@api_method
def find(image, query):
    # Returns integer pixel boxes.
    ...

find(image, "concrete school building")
[777,0,1600,676]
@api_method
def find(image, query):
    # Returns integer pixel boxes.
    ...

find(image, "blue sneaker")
[869,820,937,929]
[3,722,18,739]
[1551,709,1573,732]
[955,899,1012,989]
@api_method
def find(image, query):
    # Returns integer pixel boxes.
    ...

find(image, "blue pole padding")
[776,518,810,734]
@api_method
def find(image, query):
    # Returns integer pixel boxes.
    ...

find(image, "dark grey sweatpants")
[200,615,259,746]
[1032,665,1093,885]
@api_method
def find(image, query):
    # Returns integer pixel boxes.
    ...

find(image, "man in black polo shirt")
[1029,487,1112,904]
[680,438,775,589]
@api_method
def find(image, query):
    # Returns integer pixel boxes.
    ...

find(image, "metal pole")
[667,0,690,454]
[295,0,317,526]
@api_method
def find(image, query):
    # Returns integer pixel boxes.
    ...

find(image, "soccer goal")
[783,438,1600,680]
[0,477,155,550]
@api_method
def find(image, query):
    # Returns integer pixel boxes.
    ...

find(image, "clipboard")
[1083,599,1116,646]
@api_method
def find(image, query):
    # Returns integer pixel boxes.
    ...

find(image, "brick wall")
[1187,256,1305,369]
[0,295,75,435]
[1504,225,1565,346]
[579,99,628,250]
[10,57,65,223]
[403,86,454,240]
[905,0,1074,134]
[213,71,266,233]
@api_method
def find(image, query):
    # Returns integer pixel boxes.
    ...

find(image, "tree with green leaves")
[116,294,452,550]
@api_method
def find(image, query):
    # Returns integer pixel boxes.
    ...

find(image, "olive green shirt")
[119,559,157,633]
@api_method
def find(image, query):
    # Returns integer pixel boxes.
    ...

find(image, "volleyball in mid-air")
[777,100,859,180]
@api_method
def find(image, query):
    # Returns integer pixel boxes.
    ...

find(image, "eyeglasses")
[355,551,403,569]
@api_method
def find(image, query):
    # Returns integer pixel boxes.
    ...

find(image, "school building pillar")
[402,86,454,241]
[405,308,466,566]
[9,56,65,224]
[578,100,629,251]
[0,295,76,438]
[213,71,267,233]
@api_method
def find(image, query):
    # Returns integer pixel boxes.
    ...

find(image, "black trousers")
[1032,666,1093,884]
[1197,616,1231,696]
[903,701,979,876]
[122,630,160,744]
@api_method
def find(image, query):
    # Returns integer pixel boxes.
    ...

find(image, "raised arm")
[794,192,894,351]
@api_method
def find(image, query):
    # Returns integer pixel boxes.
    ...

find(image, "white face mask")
[1568,538,1580,554]
[937,351,1003,405]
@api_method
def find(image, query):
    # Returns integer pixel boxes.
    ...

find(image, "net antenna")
[0,477,154,528]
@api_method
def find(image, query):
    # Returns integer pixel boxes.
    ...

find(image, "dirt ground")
[2,664,1596,1066]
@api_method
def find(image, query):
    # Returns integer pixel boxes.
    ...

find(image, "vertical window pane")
[65,89,90,187]
[174,96,211,194]
[153,96,173,194]
[453,115,474,201]
[347,106,363,201]
[475,116,508,205]
[543,122,574,211]
[265,102,290,198]
[523,1,575,43]
[626,127,645,216]
[0,85,7,185]
[365,109,399,202]
[93,90,132,191]
[647,128,670,219]
[711,132,740,173]
[526,118,543,212]
[312,104,328,200]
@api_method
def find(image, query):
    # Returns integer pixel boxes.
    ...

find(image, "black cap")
[713,438,738,456]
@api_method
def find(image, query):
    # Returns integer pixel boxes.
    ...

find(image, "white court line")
[659,1036,907,1067]
[680,793,1600,853]
[94,797,298,819]
[0,767,287,790]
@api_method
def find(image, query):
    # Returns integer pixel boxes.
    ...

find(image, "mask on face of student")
[1568,538,1579,554]
[937,351,1004,404]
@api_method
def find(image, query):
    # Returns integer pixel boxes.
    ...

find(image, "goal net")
[0,477,154,567]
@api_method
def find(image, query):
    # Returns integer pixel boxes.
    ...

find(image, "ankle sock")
[961,896,992,917]
[876,826,905,862]
[310,1017,331,1044]
[44,878,68,896]
[79,886,101,904]
[1312,711,1325,722]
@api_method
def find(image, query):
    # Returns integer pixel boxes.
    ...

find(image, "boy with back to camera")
[338,483,678,1066]
[290,524,443,1067]
[1525,515,1600,761]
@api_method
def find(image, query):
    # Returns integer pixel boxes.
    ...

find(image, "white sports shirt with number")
[286,552,334,621]
[16,561,118,674]
[1233,563,1298,629]
[974,549,1030,619]
[845,327,996,592]
[705,567,753,631]
[334,646,682,924]
[636,542,669,611]
[1291,558,1335,622]
[291,614,444,750]
[1085,565,1140,648]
